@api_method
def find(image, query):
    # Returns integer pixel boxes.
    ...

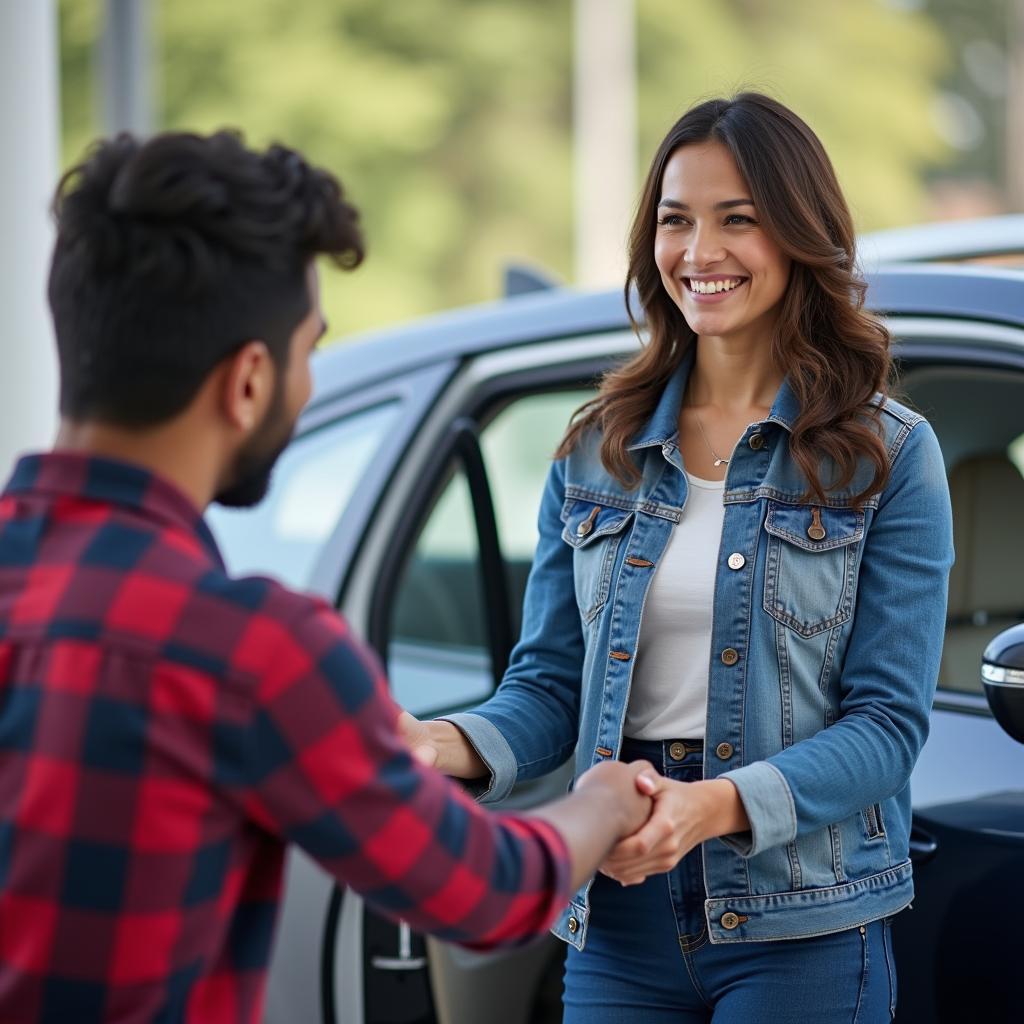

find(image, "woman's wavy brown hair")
[557,92,892,505]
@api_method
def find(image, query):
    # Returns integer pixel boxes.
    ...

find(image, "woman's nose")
[685,224,725,268]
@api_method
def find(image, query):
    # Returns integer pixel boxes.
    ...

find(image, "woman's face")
[654,141,791,343]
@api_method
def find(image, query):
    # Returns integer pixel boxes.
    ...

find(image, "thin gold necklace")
[693,412,730,467]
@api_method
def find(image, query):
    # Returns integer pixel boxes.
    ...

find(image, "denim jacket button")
[568,916,579,934]
[721,912,741,930]
[807,507,827,541]
[715,742,734,760]
[727,552,745,570]
[576,506,600,538]
[720,648,739,666]
[748,433,766,450]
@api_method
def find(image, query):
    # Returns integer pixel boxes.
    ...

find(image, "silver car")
[209,229,1024,1024]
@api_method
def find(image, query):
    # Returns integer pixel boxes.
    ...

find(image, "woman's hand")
[599,774,749,886]
[396,711,488,780]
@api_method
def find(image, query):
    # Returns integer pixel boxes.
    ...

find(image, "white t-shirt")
[623,472,726,740]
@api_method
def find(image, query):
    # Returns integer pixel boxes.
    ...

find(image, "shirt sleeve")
[229,595,572,949]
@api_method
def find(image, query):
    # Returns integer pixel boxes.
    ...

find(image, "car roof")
[859,215,1024,266]
[312,263,1024,400]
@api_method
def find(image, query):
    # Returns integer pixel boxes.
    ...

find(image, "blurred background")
[3,1,1023,470]
[56,0,1024,334]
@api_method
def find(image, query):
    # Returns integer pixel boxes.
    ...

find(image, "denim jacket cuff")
[436,712,517,803]
[718,761,797,857]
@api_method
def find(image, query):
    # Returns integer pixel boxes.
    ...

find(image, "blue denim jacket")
[447,355,954,948]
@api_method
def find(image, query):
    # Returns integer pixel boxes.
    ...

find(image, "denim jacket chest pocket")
[762,501,866,638]
[560,499,635,624]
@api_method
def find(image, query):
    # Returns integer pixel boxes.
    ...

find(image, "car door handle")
[908,825,939,865]
[370,920,428,971]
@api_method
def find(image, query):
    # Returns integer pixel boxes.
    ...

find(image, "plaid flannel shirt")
[0,453,570,1023]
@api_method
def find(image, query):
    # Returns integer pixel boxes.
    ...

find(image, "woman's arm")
[719,419,955,857]
[397,710,487,778]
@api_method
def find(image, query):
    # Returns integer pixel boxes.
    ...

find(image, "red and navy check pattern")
[0,453,570,1023]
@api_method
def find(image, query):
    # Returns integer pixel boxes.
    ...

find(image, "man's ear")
[220,341,275,432]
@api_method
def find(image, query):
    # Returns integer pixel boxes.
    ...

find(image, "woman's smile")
[683,274,749,302]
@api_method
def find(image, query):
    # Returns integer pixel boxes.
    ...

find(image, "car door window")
[388,389,591,717]
[207,401,400,589]
[899,365,1024,697]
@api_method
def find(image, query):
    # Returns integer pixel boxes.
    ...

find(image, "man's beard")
[214,387,295,509]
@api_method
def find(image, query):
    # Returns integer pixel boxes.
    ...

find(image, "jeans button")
[727,552,745,570]
[721,648,739,666]
[748,433,765,450]
[568,916,579,934]
[669,741,686,761]
[721,912,741,930]
[715,742,734,760]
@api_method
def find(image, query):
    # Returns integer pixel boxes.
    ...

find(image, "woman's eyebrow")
[657,198,755,210]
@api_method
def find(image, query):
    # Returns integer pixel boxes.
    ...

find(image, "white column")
[573,0,637,288]
[1007,0,1024,209]
[101,0,154,136]
[0,1,60,473]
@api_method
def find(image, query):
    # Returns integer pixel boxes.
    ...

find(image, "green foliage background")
[59,0,952,338]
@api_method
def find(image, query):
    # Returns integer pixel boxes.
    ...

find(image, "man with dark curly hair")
[0,131,653,1023]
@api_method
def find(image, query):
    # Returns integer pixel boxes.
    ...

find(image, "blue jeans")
[562,738,897,1023]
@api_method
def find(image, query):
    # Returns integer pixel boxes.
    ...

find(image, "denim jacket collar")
[626,346,800,454]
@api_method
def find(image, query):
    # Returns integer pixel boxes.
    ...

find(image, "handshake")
[397,712,741,891]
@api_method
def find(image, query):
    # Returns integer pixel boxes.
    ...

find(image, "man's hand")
[599,774,749,886]
[574,759,659,839]
[529,759,657,891]
[396,711,487,780]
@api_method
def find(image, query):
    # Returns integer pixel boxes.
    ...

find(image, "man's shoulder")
[190,567,340,641]
[198,569,371,674]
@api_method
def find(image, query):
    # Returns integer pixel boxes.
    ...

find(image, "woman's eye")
[725,214,755,225]
[656,215,687,227]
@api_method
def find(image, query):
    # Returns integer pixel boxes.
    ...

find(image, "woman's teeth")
[689,277,744,294]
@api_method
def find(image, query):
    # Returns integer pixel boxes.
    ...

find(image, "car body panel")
[859,215,1024,268]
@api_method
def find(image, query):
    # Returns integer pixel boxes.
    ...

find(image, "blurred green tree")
[637,0,950,232]
[59,0,951,336]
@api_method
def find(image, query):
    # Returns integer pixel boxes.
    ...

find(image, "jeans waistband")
[620,736,704,769]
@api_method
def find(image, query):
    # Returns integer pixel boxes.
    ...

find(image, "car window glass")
[207,401,400,589]
[482,390,592,636]
[900,365,1024,698]
[389,470,491,712]
[388,389,590,717]
[1009,432,1024,477]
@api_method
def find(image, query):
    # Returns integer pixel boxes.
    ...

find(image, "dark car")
[207,258,1024,1024]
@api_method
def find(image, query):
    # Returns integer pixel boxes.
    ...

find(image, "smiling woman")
[411,91,954,1024]
[653,143,790,342]
[562,93,892,505]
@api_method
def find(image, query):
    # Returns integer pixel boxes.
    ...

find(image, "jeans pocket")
[854,920,898,1024]
[882,916,897,1020]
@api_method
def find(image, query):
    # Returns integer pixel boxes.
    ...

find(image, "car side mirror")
[982,622,1024,744]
